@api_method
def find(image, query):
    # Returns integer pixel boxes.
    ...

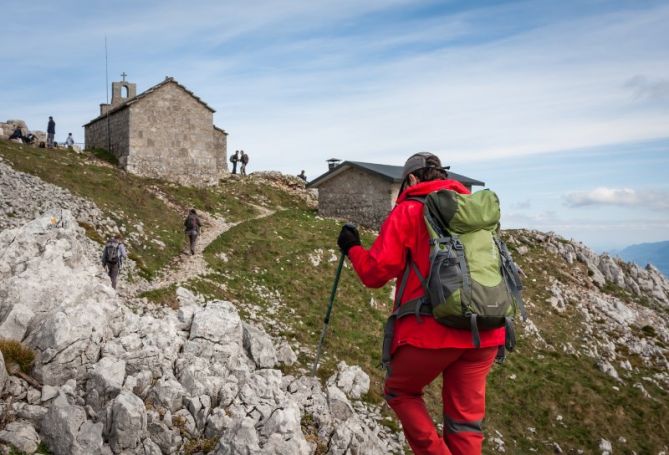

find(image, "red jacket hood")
[396,179,470,203]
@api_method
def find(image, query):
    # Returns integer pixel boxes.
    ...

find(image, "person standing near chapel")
[240,150,249,176]
[65,133,75,147]
[337,152,505,455]
[184,209,202,255]
[101,234,127,290]
[46,116,56,148]
[230,150,240,174]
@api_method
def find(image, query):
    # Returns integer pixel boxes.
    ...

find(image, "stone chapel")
[84,75,228,185]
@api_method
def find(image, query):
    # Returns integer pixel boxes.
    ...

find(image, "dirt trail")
[136,197,276,294]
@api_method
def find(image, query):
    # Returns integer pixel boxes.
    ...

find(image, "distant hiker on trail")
[184,209,202,255]
[298,170,307,182]
[47,116,55,148]
[101,234,127,290]
[8,126,23,141]
[338,152,507,455]
[65,133,75,147]
[230,150,240,174]
[240,151,249,176]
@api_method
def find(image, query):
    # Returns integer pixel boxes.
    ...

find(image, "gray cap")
[401,152,450,181]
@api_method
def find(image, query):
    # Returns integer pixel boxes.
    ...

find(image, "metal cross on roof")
[121,72,127,81]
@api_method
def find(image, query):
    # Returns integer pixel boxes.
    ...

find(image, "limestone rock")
[86,356,127,411]
[109,391,147,453]
[242,322,278,369]
[0,420,40,454]
[147,376,186,413]
[215,417,260,454]
[326,385,354,422]
[185,300,243,363]
[147,420,182,454]
[0,211,122,386]
[0,351,7,393]
[275,342,297,366]
[327,361,370,400]
[40,393,88,455]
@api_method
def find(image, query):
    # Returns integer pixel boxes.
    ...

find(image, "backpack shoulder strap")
[405,196,426,204]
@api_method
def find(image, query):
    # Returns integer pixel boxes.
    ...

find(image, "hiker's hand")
[337,224,361,255]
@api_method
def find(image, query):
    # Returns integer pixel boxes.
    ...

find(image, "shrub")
[0,338,36,374]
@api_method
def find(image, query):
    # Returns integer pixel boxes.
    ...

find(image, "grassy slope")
[0,140,296,278]
[191,215,667,453]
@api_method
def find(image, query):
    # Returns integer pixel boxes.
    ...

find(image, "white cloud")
[564,187,669,211]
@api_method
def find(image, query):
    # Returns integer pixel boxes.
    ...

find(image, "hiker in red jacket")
[338,152,505,455]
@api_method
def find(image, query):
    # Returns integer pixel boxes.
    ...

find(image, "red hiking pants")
[384,345,497,455]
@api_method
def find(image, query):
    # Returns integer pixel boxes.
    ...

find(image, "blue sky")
[1,0,668,251]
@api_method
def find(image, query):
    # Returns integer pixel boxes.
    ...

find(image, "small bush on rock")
[0,338,35,374]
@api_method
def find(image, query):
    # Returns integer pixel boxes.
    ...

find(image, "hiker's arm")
[347,205,411,288]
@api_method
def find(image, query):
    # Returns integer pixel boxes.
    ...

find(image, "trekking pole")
[312,253,346,377]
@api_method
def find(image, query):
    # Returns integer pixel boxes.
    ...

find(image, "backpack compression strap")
[381,250,432,373]
[494,238,527,320]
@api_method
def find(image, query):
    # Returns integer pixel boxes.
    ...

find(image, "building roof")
[83,77,216,127]
[307,160,485,188]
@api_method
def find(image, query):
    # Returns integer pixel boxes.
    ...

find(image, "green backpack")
[381,189,526,369]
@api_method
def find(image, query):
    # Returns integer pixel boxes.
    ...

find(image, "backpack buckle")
[452,239,464,250]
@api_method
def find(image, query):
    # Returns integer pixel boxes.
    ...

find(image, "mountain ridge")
[613,240,669,278]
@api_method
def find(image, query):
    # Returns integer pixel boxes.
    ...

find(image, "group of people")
[8,116,74,149]
[230,150,249,175]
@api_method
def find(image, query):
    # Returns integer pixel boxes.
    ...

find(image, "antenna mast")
[105,36,111,153]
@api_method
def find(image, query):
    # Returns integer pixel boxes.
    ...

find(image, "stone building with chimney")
[84,76,228,186]
[307,160,485,229]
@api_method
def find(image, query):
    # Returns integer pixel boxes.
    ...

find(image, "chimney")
[327,158,342,171]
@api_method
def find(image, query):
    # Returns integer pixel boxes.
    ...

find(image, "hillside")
[615,241,669,278]
[1,138,668,454]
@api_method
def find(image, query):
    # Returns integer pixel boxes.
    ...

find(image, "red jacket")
[348,179,505,353]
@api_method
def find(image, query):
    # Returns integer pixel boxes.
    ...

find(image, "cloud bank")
[564,187,669,211]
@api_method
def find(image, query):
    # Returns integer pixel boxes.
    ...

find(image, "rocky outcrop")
[0,157,109,234]
[0,120,46,143]
[508,230,669,391]
[0,212,397,455]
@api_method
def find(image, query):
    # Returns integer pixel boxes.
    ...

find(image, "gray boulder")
[86,356,126,411]
[147,376,186,413]
[0,351,6,393]
[0,420,40,454]
[327,361,370,400]
[0,303,34,341]
[275,342,297,366]
[109,391,147,453]
[41,392,104,455]
[184,300,244,363]
[215,417,261,454]
[242,323,278,369]
[326,385,354,422]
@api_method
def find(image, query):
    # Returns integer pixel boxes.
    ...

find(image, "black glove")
[337,223,361,255]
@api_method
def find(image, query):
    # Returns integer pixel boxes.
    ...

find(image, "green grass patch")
[198,208,393,403]
[89,147,119,165]
[139,285,179,310]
